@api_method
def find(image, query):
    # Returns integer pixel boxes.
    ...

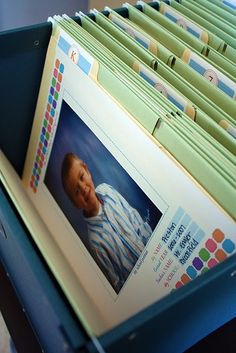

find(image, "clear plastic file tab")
[158,2,209,43]
[182,50,236,99]
[134,62,195,119]
[107,11,158,54]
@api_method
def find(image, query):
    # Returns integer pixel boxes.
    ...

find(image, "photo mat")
[45,99,163,293]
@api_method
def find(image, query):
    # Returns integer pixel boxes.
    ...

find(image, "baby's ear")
[82,162,88,172]
[83,161,88,170]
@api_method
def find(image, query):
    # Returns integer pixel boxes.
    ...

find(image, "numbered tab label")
[185,52,236,99]
[136,63,195,119]
[109,13,152,50]
[58,33,95,76]
[223,0,236,10]
[160,3,208,42]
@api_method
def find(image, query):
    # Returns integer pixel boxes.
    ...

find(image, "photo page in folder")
[0,3,234,337]
[18,17,236,336]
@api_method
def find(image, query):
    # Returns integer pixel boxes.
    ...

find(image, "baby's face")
[66,159,98,214]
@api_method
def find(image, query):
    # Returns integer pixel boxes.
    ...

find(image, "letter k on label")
[68,45,79,64]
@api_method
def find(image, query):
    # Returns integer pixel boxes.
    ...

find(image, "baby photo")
[44,100,163,293]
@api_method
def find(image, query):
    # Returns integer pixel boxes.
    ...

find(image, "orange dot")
[215,249,227,262]
[58,73,62,82]
[181,273,191,284]
[213,229,225,243]
[55,59,60,68]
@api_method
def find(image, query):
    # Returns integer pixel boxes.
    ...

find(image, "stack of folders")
[1,0,235,338]
[53,0,236,218]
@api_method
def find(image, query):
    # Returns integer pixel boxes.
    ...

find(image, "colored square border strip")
[30,58,64,193]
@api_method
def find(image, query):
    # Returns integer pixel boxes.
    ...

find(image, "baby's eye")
[80,173,84,181]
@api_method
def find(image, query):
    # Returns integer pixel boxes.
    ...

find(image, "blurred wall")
[89,0,137,10]
[0,1,139,31]
[0,0,88,31]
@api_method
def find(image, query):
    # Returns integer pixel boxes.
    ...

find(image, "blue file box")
[0,10,236,353]
[0,186,87,353]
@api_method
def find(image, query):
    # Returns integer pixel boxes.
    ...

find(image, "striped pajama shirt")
[85,183,152,293]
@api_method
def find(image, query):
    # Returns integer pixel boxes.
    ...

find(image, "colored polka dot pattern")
[175,229,235,289]
[30,58,64,192]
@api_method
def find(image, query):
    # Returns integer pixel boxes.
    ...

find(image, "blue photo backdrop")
[44,100,162,251]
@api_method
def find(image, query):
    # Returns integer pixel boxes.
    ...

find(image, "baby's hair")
[61,152,82,195]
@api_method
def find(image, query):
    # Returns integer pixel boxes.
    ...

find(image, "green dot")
[54,91,59,100]
[36,155,40,163]
[38,167,41,175]
[43,119,47,128]
[52,77,56,87]
[201,267,209,275]
[199,248,210,261]
[46,132,50,140]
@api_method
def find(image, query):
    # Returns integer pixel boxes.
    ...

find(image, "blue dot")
[59,63,64,73]
[42,127,46,135]
[33,168,37,176]
[186,266,197,279]
[42,147,47,155]
[51,108,55,117]
[48,95,53,104]
[40,134,44,143]
[222,239,235,254]
[44,139,48,147]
